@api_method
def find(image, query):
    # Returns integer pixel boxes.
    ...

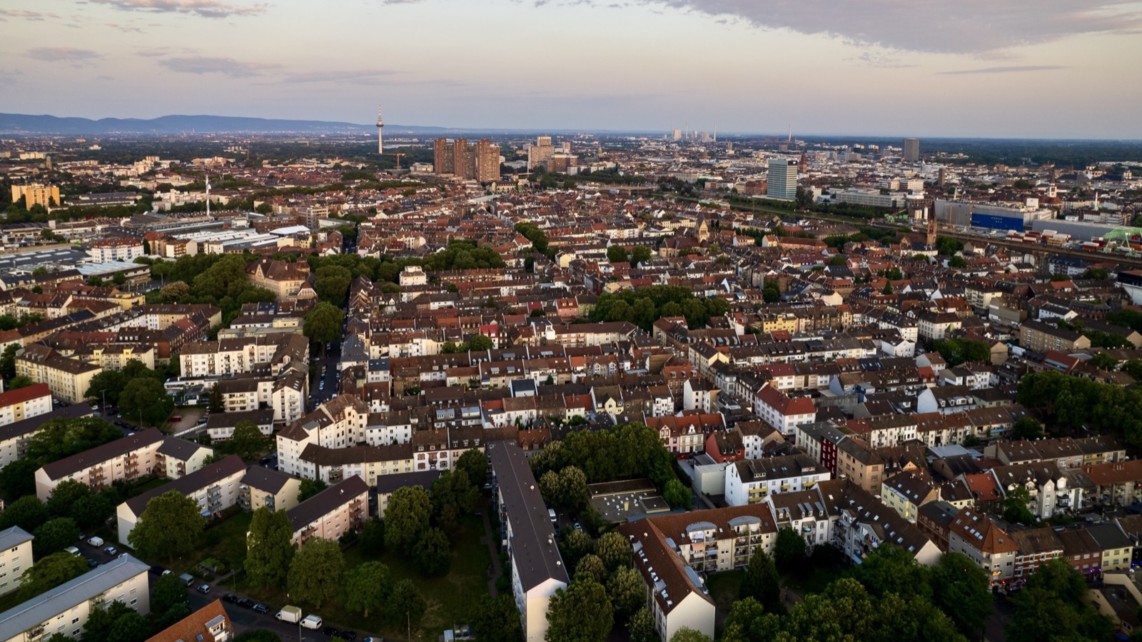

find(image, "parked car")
[86,536,104,547]
[222,593,239,604]
[103,545,118,556]
[197,583,210,594]
[237,597,255,609]
[252,603,270,614]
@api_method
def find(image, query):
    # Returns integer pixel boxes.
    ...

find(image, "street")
[309,340,342,411]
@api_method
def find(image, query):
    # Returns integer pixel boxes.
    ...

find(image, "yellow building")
[11,184,61,209]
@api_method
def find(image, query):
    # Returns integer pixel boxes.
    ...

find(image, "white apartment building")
[0,384,52,427]
[0,555,150,642]
[724,454,831,507]
[116,456,245,544]
[34,429,167,501]
[286,475,369,546]
[0,527,33,597]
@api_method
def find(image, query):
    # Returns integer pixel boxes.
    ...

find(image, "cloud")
[533,0,1142,54]
[939,65,1066,75]
[25,47,101,62]
[0,9,59,20]
[850,51,916,69]
[88,0,265,18]
[159,56,278,77]
[282,69,397,84]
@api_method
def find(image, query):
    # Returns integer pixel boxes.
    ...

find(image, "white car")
[301,614,323,630]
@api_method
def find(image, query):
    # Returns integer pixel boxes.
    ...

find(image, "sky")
[2,0,1141,138]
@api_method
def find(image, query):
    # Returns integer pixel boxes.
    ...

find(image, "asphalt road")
[309,340,342,411]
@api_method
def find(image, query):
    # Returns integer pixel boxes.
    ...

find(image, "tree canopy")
[128,491,206,561]
[546,577,613,642]
[303,301,345,345]
[1017,370,1142,449]
[287,538,345,609]
[589,285,728,331]
[245,507,295,588]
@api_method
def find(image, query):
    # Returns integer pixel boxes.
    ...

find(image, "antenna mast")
[205,174,211,218]
[377,105,384,155]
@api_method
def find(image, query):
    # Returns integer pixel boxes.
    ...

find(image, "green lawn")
[228,513,493,641]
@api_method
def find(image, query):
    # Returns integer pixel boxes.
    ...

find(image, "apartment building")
[116,456,245,544]
[947,507,1018,588]
[0,404,92,469]
[15,345,100,404]
[0,555,150,642]
[0,527,33,597]
[753,384,816,436]
[1019,319,1091,353]
[724,454,831,507]
[286,475,369,546]
[34,429,166,500]
[488,441,569,642]
[0,383,52,427]
[822,479,941,567]
[239,466,302,512]
[880,470,939,523]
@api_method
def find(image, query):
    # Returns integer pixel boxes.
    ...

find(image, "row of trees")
[531,422,691,510]
[930,337,992,367]
[589,285,729,331]
[547,531,645,641]
[0,417,123,500]
[0,480,119,555]
[1016,370,1142,449]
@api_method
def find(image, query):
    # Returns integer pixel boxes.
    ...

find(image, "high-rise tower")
[376,105,384,155]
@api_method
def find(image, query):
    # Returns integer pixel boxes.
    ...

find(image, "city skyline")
[1,0,1141,138]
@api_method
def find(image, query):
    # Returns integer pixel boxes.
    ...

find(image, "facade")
[15,345,101,404]
[947,507,1018,588]
[753,384,815,436]
[767,159,797,201]
[239,465,302,512]
[35,429,166,501]
[903,138,920,162]
[823,479,941,566]
[0,527,33,597]
[1019,320,1091,353]
[116,455,245,544]
[724,454,831,507]
[488,442,569,642]
[285,474,369,546]
[0,555,150,642]
[0,383,52,427]
[11,184,61,210]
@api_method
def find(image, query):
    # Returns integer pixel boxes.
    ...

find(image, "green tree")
[47,479,92,518]
[208,385,224,413]
[414,526,452,576]
[854,544,931,599]
[467,333,494,351]
[44,634,77,642]
[1011,416,1044,440]
[560,528,595,572]
[151,572,189,616]
[288,538,345,609]
[33,517,79,558]
[741,548,782,613]
[721,598,779,642]
[314,265,353,306]
[9,375,34,389]
[119,377,174,427]
[128,491,206,561]
[628,608,659,642]
[470,593,523,642]
[228,420,269,461]
[631,246,652,266]
[607,566,645,622]
[1008,559,1114,642]
[930,552,992,637]
[607,245,629,263]
[385,579,427,629]
[596,531,633,572]
[303,301,344,346]
[546,577,614,642]
[1,494,49,532]
[385,485,431,553]
[18,552,88,599]
[343,561,391,618]
[0,459,38,500]
[773,527,807,574]
[1002,485,1037,525]
[949,255,968,268]
[245,507,295,588]
[298,478,327,502]
[455,448,487,487]
[669,629,712,642]
[663,478,691,509]
[359,516,385,555]
[71,491,116,531]
[84,601,141,642]
[575,554,607,584]
[24,417,121,464]
[0,343,19,379]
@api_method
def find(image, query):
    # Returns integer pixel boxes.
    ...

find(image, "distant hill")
[0,113,450,135]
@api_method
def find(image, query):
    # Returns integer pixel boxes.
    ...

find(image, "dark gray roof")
[0,525,32,550]
[0,403,92,443]
[1087,522,1132,551]
[40,428,164,481]
[487,441,569,592]
[157,436,204,461]
[124,455,246,516]
[240,465,293,494]
[286,475,369,532]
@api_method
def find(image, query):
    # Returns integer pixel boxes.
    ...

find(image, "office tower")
[376,105,384,155]
[767,159,798,201]
[475,140,500,182]
[903,138,920,162]
[433,138,454,174]
[528,136,555,170]
[672,129,682,141]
